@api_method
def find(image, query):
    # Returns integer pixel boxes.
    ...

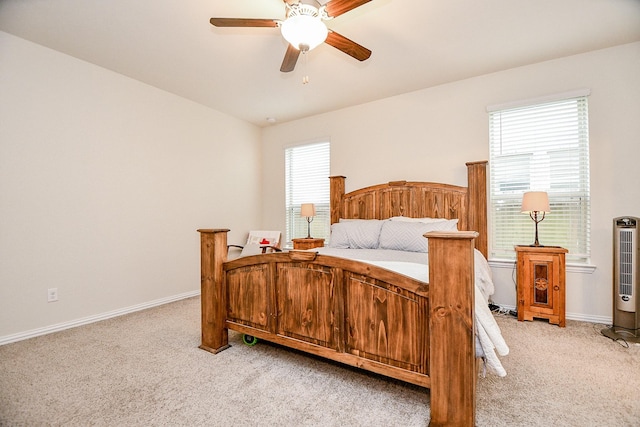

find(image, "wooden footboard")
[198,229,478,427]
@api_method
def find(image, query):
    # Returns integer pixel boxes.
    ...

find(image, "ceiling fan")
[210,0,372,72]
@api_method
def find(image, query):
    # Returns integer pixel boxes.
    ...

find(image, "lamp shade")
[300,203,316,217]
[280,14,328,51]
[521,192,550,213]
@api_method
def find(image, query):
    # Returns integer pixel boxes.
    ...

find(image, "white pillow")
[328,220,383,249]
[378,220,459,253]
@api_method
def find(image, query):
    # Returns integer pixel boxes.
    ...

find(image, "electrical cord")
[488,303,517,317]
[596,323,640,348]
[485,259,519,318]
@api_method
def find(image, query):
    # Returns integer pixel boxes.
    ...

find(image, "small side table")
[292,238,325,250]
[515,245,568,327]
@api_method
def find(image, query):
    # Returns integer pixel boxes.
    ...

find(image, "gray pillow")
[379,220,459,253]
[328,220,384,249]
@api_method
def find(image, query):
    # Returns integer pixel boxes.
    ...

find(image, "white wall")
[0,32,262,340]
[261,42,640,323]
[2,32,637,341]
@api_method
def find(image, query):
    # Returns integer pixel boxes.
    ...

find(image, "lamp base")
[529,210,548,248]
[306,216,313,239]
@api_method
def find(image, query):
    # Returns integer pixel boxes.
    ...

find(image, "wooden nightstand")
[515,245,568,327]
[292,238,325,250]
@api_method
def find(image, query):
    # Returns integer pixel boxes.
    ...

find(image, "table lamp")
[300,203,316,238]
[521,191,550,246]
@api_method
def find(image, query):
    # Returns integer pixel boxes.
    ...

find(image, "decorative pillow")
[379,220,459,253]
[328,220,384,249]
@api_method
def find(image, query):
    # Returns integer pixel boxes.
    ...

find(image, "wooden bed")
[198,160,487,427]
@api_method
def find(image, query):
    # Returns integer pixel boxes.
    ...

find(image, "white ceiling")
[1,0,639,127]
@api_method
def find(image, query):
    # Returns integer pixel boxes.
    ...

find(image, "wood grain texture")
[515,246,567,327]
[345,272,427,373]
[325,31,372,61]
[197,229,230,354]
[209,18,279,28]
[280,43,301,72]
[329,160,488,257]
[226,264,272,330]
[427,231,477,427]
[198,162,488,426]
[199,245,433,386]
[329,175,345,225]
[292,238,324,250]
[324,0,372,18]
[466,161,488,258]
[197,232,479,425]
[276,263,337,348]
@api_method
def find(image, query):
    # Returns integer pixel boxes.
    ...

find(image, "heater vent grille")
[619,229,634,297]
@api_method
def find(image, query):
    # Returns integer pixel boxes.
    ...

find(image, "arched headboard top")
[329,161,488,257]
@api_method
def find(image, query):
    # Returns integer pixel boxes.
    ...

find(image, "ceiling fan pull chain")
[302,50,310,85]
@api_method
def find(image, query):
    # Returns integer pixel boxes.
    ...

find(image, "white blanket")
[311,247,509,377]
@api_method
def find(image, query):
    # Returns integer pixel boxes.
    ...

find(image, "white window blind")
[285,141,330,245]
[489,95,590,263]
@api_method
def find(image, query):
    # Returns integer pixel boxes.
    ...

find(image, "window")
[285,141,330,246]
[488,93,590,264]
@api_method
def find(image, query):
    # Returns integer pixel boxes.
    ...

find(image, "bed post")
[466,161,488,258]
[427,231,477,427]
[329,175,346,225]
[197,229,231,354]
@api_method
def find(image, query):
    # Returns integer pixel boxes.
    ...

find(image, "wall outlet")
[47,288,58,302]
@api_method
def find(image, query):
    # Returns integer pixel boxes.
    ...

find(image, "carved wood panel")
[339,183,467,226]
[341,191,376,219]
[344,272,428,373]
[276,263,338,349]
[378,186,412,218]
[226,264,272,331]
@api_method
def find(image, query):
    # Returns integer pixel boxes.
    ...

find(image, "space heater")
[602,216,640,343]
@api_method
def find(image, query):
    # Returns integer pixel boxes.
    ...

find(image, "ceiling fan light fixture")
[280,5,328,51]
[209,0,371,73]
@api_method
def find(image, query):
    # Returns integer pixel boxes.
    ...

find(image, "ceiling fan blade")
[209,18,279,28]
[323,0,371,18]
[280,44,301,72]
[325,31,371,61]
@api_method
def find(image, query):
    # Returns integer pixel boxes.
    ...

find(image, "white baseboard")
[3,291,612,346]
[494,303,612,325]
[566,312,612,325]
[0,290,200,346]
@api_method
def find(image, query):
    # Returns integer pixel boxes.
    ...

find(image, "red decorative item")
[260,238,270,245]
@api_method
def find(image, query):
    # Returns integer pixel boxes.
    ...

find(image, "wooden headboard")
[329,160,488,257]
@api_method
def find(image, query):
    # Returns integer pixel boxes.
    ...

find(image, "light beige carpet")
[1,296,639,426]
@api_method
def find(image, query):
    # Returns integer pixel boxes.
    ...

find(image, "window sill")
[488,258,597,274]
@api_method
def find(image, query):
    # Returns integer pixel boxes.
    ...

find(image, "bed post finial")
[466,161,488,258]
[330,176,346,224]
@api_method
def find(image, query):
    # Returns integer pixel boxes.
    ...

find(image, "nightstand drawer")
[292,238,324,250]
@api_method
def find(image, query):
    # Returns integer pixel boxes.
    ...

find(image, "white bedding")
[311,247,509,377]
